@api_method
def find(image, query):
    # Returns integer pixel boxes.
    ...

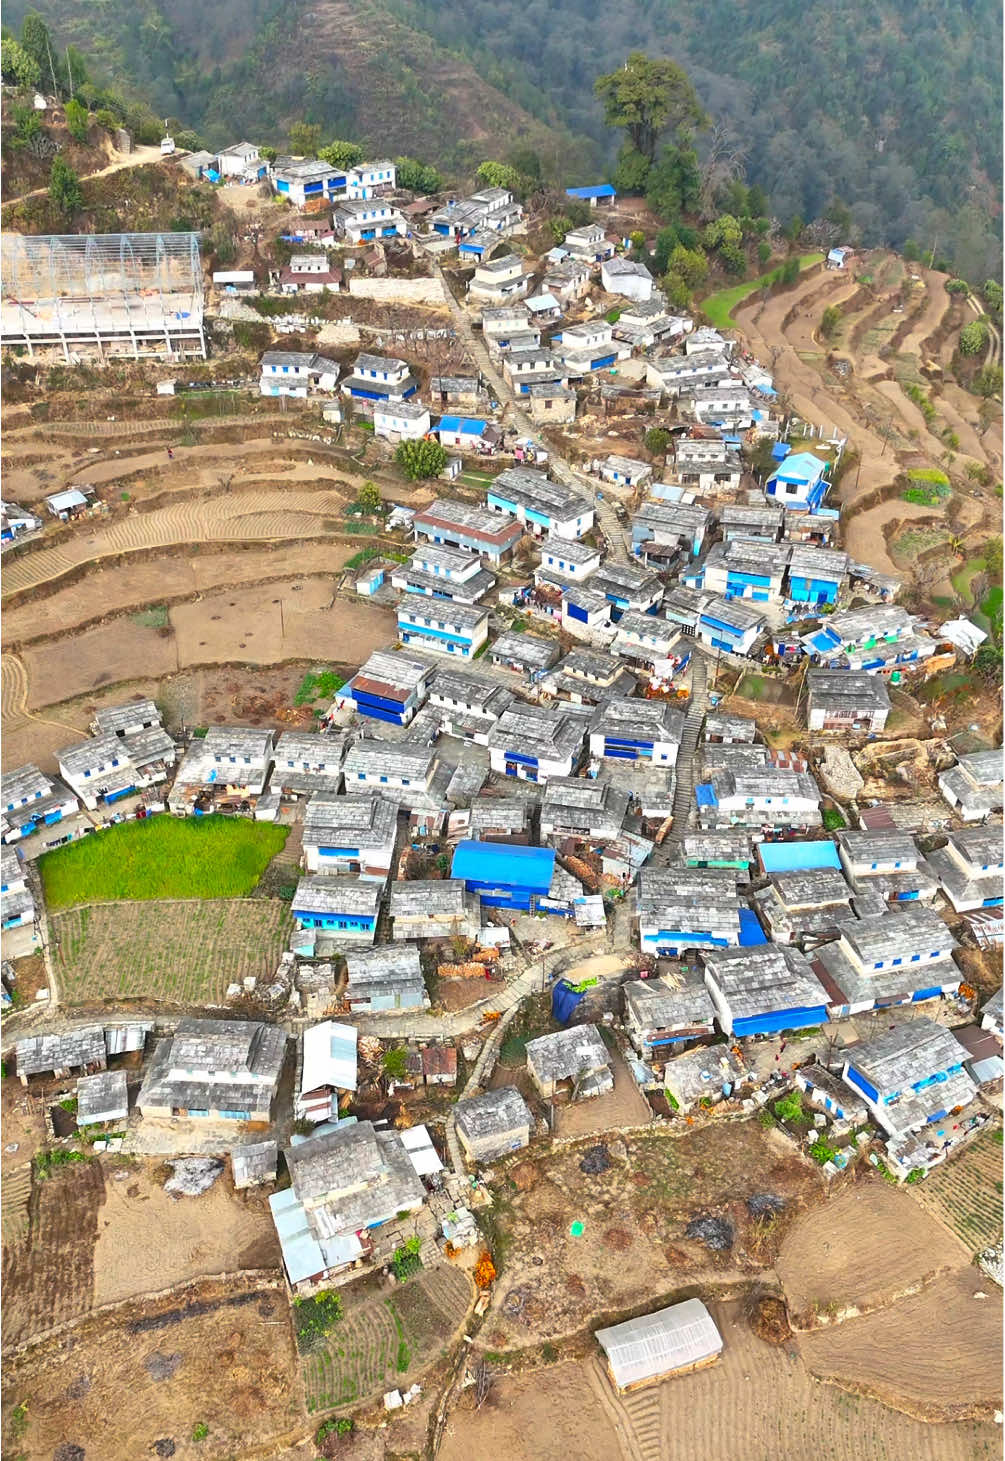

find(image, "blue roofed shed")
[566,184,616,204]
[738,907,767,945]
[451,838,555,911]
[758,840,840,874]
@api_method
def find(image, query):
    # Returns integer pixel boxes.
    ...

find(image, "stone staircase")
[664,651,709,851]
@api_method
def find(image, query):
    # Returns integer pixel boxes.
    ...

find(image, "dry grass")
[908,1132,1004,1252]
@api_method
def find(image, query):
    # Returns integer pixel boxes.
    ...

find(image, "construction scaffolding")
[1,232,207,360]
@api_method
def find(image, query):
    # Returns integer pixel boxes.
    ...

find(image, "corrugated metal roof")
[451,839,555,893]
[758,840,840,873]
[596,1299,722,1388]
[301,1021,358,1096]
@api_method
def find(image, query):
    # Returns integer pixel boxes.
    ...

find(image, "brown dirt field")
[798,1265,1003,1418]
[1,1076,49,1174]
[842,496,941,573]
[485,1119,824,1348]
[899,272,953,358]
[3,541,358,647]
[2,1276,301,1461]
[20,583,396,710]
[553,1044,652,1139]
[908,1131,1004,1252]
[776,1180,966,1315]
[448,1308,999,1461]
[3,1157,105,1347]
[93,1160,280,1306]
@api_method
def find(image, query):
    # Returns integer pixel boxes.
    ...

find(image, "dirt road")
[3,144,166,207]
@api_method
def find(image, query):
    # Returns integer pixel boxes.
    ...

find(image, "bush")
[64,97,90,141]
[316,1417,354,1445]
[773,1090,804,1124]
[808,1137,838,1165]
[382,1046,408,1080]
[293,1290,344,1353]
[821,807,846,830]
[49,156,82,219]
[391,1235,423,1281]
[959,320,989,356]
[192,1422,209,1442]
[355,480,383,514]
[820,305,841,340]
[34,1149,89,1178]
[396,439,448,480]
[644,426,671,456]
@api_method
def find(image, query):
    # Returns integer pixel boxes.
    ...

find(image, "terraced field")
[1,1163,33,1244]
[52,898,293,1006]
[302,1262,473,1413]
[909,1131,1004,1252]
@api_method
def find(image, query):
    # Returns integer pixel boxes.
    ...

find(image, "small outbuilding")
[455,1085,532,1162]
[525,1022,613,1100]
[596,1298,723,1393]
[76,1069,128,1126]
[232,1140,279,1189]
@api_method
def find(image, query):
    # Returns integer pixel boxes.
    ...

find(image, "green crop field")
[39,815,288,909]
[700,254,825,329]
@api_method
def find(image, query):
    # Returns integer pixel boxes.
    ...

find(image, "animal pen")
[1,231,207,360]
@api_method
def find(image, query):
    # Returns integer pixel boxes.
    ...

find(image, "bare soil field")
[484,1119,824,1349]
[553,1044,652,1139]
[776,1180,966,1315]
[3,1156,105,1347]
[52,898,293,1006]
[93,1159,279,1306]
[798,1264,1003,1419]
[20,579,395,710]
[446,1310,999,1461]
[2,1275,301,1461]
[908,1131,1004,1252]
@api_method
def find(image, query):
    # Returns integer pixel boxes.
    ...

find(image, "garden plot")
[301,1262,473,1413]
[908,1131,1004,1252]
[52,897,293,1006]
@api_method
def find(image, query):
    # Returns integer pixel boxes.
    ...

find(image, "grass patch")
[822,807,847,831]
[39,815,287,908]
[951,557,987,602]
[294,669,345,705]
[700,253,825,329]
[131,605,169,629]
[907,467,950,485]
[345,546,380,570]
[737,673,766,700]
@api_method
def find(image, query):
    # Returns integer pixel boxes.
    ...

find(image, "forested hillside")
[5,0,1000,281]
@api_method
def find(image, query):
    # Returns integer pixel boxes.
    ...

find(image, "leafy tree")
[356,480,383,513]
[757,240,772,264]
[718,240,746,276]
[628,229,646,252]
[785,214,805,244]
[644,427,671,456]
[288,121,321,156]
[64,97,89,142]
[984,535,1003,580]
[595,51,707,163]
[704,214,742,250]
[20,12,58,92]
[396,439,448,479]
[1,35,41,89]
[901,238,922,262]
[49,156,82,219]
[982,280,1003,319]
[974,363,1003,398]
[612,142,651,194]
[662,270,692,309]
[12,105,42,142]
[395,155,442,193]
[94,107,118,131]
[667,244,708,288]
[258,143,277,163]
[820,305,842,340]
[746,183,769,218]
[959,320,989,355]
[974,642,1003,684]
[645,141,701,220]
[319,139,363,169]
[508,146,541,179]
[548,213,573,243]
[653,225,680,274]
[476,159,522,192]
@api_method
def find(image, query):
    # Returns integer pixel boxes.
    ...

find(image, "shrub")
[391,1235,423,1281]
[959,320,989,356]
[821,807,846,830]
[192,1422,209,1442]
[808,1137,838,1164]
[316,1416,354,1445]
[355,480,383,514]
[382,1046,408,1081]
[644,426,671,456]
[819,305,841,340]
[64,97,90,141]
[905,1167,926,1183]
[396,439,448,480]
[773,1090,804,1124]
[293,1290,344,1353]
[34,1149,89,1178]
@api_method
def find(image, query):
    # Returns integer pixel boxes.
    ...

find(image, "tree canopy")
[595,51,706,162]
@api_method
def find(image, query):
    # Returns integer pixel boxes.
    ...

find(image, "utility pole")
[65,48,73,98]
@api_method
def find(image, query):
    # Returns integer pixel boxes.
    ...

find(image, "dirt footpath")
[93,1160,280,1306]
[440,1359,622,1461]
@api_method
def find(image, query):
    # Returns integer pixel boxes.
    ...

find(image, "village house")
[429,376,485,411]
[753,868,855,947]
[488,630,561,677]
[1,764,79,845]
[413,498,522,565]
[388,880,481,941]
[718,502,784,544]
[981,988,1004,1037]
[396,598,489,660]
[344,945,429,1012]
[794,1061,869,1124]
[622,974,716,1059]
[695,764,822,832]
[342,742,438,801]
[836,829,938,903]
[137,1018,286,1123]
[785,545,850,606]
[373,400,431,441]
[539,777,630,846]
[588,697,683,766]
[455,1085,532,1162]
[686,327,731,357]
[601,256,654,302]
[467,253,531,304]
[663,588,768,658]
[487,467,594,540]
[451,839,556,912]
[543,258,592,302]
[938,749,1003,822]
[636,867,743,957]
[599,454,653,490]
[684,539,783,602]
[302,794,399,877]
[546,647,637,704]
[596,1301,723,1394]
[646,351,734,398]
[333,199,406,244]
[334,650,433,727]
[552,320,626,375]
[486,704,588,783]
[812,903,961,1016]
[76,1069,128,1126]
[679,382,753,429]
[232,1141,279,1189]
[1,846,34,933]
[610,610,680,669]
[612,302,691,351]
[1,500,42,545]
[16,1026,107,1084]
[169,726,274,814]
[668,450,743,495]
[563,223,615,262]
[800,604,937,674]
[433,416,501,453]
[840,1018,978,1175]
[271,1120,427,1292]
[536,536,602,585]
[468,795,532,843]
[430,188,522,243]
[392,544,496,603]
[426,668,513,744]
[526,291,562,324]
[929,826,1004,913]
[525,1023,614,1100]
[340,353,419,407]
[89,699,160,738]
[269,730,349,800]
[291,875,383,943]
[632,502,710,558]
[765,450,830,512]
[215,140,263,178]
[678,831,755,878]
[805,671,891,733]
[501,345,568,394]
[703,943,830,1036]
[703,711,757,745]
[259,350,340,396]
[523,381,578,423]
[296,1021,358,1123]
[56,728,176,812]
[480,303,533,345]
[276,254,342,294]
[590,561,663,619]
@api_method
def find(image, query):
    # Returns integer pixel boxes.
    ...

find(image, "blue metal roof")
[769,450,827,485]
[451,839,555,893]
[437,416,487,434]
[810,628,841,652]
[695,784,717,807]
[771,442,791,461]
[566,184,616,199]
[738,907,768,945]
[758,840,841,873]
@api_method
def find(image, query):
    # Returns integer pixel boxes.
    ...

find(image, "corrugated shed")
[451,839,555,894]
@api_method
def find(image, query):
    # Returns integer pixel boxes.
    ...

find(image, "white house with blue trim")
[272,159,352,209]
[633,501,710,558]
[591,561,663,619]
[391,543,495,603]
[696,765,822,832]
[800,605,937,674]
[291,875,382,942]
[610,610,680,667]
[636,868,742,957]
[812,904,960,1017]
[1,764,79,845]
[552,321,626,375]
[589,697,683,766]
[1,846,33,931]
[692,594,767,656]
[373,399,431,441]
[260,350,340,397]
[340,353,418,406]
[785,545,849,605]
[486,705,588,783]
[928,826,1004,913]
[302,794,398,877]
[334,650,433,727]
[333,200,406,244]
[346,160,396,198]
[839,1018,978,1175]
[434,417,500,453]
[468,253,530,304]
[342,742,437,797]
[765,450,830,511]
[563,222,615,261]
[687,540,784,602]
[429,188,522,242]
[538,537,601,583]
[487,467,594,540]
[560,585,612,639]
[702,943,830,1037]
[396,599,489,658]
[836,829,938,904]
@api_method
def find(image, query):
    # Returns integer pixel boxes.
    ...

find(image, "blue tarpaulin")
[738,907,768,945]
[758,840,841,873]
[695,784,717,807]
[552,980,587,1024]
[771,442,792,461]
